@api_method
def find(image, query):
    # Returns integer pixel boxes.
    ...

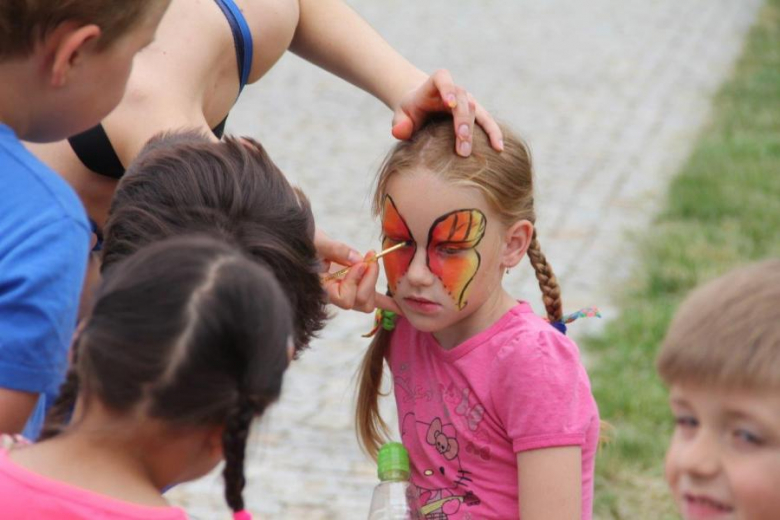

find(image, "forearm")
[291,0,427,109]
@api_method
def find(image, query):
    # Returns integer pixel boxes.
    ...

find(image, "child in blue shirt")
[0,0,171,438]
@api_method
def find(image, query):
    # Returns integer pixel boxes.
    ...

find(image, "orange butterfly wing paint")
[426,209,487,310]
[381,195,416,294]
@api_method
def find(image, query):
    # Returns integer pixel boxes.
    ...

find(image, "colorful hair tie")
[362,309,399,338]
[550,306,602,335]
[233,510,252,520]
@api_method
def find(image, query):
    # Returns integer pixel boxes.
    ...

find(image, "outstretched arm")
[290,0,503,156]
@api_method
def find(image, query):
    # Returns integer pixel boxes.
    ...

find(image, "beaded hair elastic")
[233,510,252,520]
[549,307,602,335]
[362,309,399,338]
[361,306,600,337]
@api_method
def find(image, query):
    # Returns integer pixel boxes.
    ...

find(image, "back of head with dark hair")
[0,0,164,59]
[43,234,293,515]
[102,131,327,355]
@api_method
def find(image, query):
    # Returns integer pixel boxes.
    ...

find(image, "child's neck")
[0,61,41,138]
[433,288,517,350]
[8,405,184,507]
[26,431,168,506]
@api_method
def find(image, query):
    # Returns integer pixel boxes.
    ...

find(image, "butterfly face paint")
[381,194,487,310]
[381,195,416,294]
[426,209,487,310]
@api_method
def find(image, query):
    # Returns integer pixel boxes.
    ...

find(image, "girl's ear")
[501,220,534,269]
[50,24,102,88]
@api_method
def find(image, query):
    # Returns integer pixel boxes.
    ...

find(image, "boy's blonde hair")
[0,0,159,59]
[657,259,780,389]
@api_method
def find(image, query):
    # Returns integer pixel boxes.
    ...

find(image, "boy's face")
[32,1,170,141]
[665,384,780,520]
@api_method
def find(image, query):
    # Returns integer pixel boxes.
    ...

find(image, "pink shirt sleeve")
[490,329,594,453]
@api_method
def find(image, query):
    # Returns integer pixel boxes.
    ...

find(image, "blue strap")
[89,218,103,252]
[214,0,254,93]
[550,321,567,335]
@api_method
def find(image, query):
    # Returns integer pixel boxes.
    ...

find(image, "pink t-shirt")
[388,302,599,520]
[0,446,188,520]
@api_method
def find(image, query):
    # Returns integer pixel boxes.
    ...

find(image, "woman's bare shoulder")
[238,0,301,83]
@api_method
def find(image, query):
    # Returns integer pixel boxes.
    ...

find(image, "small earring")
[505,268,510,275]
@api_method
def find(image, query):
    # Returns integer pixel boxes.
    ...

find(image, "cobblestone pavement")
[167,1,762,518]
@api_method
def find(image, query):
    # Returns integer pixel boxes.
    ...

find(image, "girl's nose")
[405,248,435,287]
[678,430,720,478]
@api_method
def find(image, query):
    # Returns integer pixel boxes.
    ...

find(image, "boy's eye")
[674,415,698,429]
[732,428,764,448]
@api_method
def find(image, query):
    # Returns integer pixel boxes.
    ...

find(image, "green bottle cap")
[377,442,410,481]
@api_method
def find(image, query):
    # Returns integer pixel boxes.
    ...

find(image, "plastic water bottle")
[367,442,421,520]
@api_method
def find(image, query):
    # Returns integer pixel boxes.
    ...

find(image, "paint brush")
[322,241,408,282]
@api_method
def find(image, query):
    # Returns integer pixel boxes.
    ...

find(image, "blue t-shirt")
[0,124,90,438]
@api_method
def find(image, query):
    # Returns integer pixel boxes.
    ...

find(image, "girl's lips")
[403,296,441,314]
[683,493,734,519]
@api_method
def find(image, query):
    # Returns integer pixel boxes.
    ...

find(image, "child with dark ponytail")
[0,235,292,519]
[356,116,600,519]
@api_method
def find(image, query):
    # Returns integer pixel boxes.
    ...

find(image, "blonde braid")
[527,230,562,322]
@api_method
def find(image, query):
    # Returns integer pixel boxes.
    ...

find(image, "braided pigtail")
[39,336,84,441]
[526,229,563,323]
[39,368,80,441]
[222,397,256,518]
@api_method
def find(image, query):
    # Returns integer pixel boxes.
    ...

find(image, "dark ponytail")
[222,398,256,513]
[39,360,80,441]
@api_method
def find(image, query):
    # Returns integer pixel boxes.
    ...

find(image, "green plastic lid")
[377,442,410,481]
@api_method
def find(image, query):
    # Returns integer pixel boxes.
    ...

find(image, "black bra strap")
[68,124,125,179]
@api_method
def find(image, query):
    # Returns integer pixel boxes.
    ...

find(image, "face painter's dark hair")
[42,234,293,515]
[101,131,327,355]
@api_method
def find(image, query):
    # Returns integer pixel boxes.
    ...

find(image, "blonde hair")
[356,116,562,458]
[657,259,780,389]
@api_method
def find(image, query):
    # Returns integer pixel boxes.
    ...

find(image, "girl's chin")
[402,312,450,333]
[404,314,439,328]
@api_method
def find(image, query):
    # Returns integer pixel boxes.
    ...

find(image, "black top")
[67,0,254,180]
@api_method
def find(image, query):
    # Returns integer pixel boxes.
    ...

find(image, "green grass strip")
[590,2,780,518]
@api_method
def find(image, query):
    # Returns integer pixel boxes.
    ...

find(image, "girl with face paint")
[355,117,600,520]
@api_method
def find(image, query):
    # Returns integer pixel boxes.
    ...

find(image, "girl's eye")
[437,245,466,256]
[386,237,412,246]
[732,428,764,448]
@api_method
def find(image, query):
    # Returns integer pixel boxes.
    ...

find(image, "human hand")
[320,247,401,314]
[391,69,504,157]
[314,227,363,274]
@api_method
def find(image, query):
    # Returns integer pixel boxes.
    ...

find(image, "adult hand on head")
[391,69,504,158]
